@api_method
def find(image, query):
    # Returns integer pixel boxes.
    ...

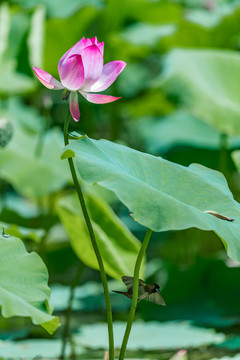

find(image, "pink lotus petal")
[69,92,80,121]
[60,54,84,91]
[89,60,126,92]
[90,37,104,55]
[32,67,64,90]
[98,41,104,55]
[58,37,92,74]
[80,92,121,104]
[81,45,103,89]
[90,36,99,45]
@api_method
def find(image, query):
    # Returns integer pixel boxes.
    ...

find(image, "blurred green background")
[2,0,240,359]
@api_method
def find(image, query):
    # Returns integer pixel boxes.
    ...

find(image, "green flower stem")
[60,261,85,360]
[119,228,152,360]
[63,112,114,360]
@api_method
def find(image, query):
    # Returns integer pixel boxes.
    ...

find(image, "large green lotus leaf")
[0,3,10,60]
[130,112,240,154]
[0,192,40,218]
[1,5,30,62]
[12,0,101,18]
[121,23,176,47]
[0,60,35,95]
[8,97,43,134]
[117,63,152,98]
[56,192,144,280]
[160,49,240,135]
[159,21,213,52]
[0,221,45,243]
[62,135,240,261]
[74,321,225,350]
[0,115,70,198]
[51,281,129,312]
[0,234,59,334]
[101,0,181,37]
[122,90,174,118]
[185,3,240,28]
[125,0,182,24]
[28,6,45,69]
[0,339,81,358]
[212,6,240,49]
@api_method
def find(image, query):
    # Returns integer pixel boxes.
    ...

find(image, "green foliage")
[121,24,176,47]
[11,0,102,18]
[2,0,240,356]
[231,150,240,173]
[0,60,35,95]
[0,102,70,198]
[74,321,225,350]
[125,0,182,24]
[63,135,240,261]
[57,192,144,280]
[160,49,240,135]
[185,2,240,28]
[0,233,59,334]
[0,222,45,243]
[143,257,240,324]
[0,339,78,358]
[0,320,226,357]
[28,5,45,69]
[0,3,35,94]
[159,21,213,51]
[129,112,240,154]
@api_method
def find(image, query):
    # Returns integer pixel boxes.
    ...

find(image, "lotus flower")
[33,37,126,122]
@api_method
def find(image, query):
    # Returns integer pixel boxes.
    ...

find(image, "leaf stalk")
[63,112,114,360]
[119,228,152,360]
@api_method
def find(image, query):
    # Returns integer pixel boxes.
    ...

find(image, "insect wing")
[148,292,166,306]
